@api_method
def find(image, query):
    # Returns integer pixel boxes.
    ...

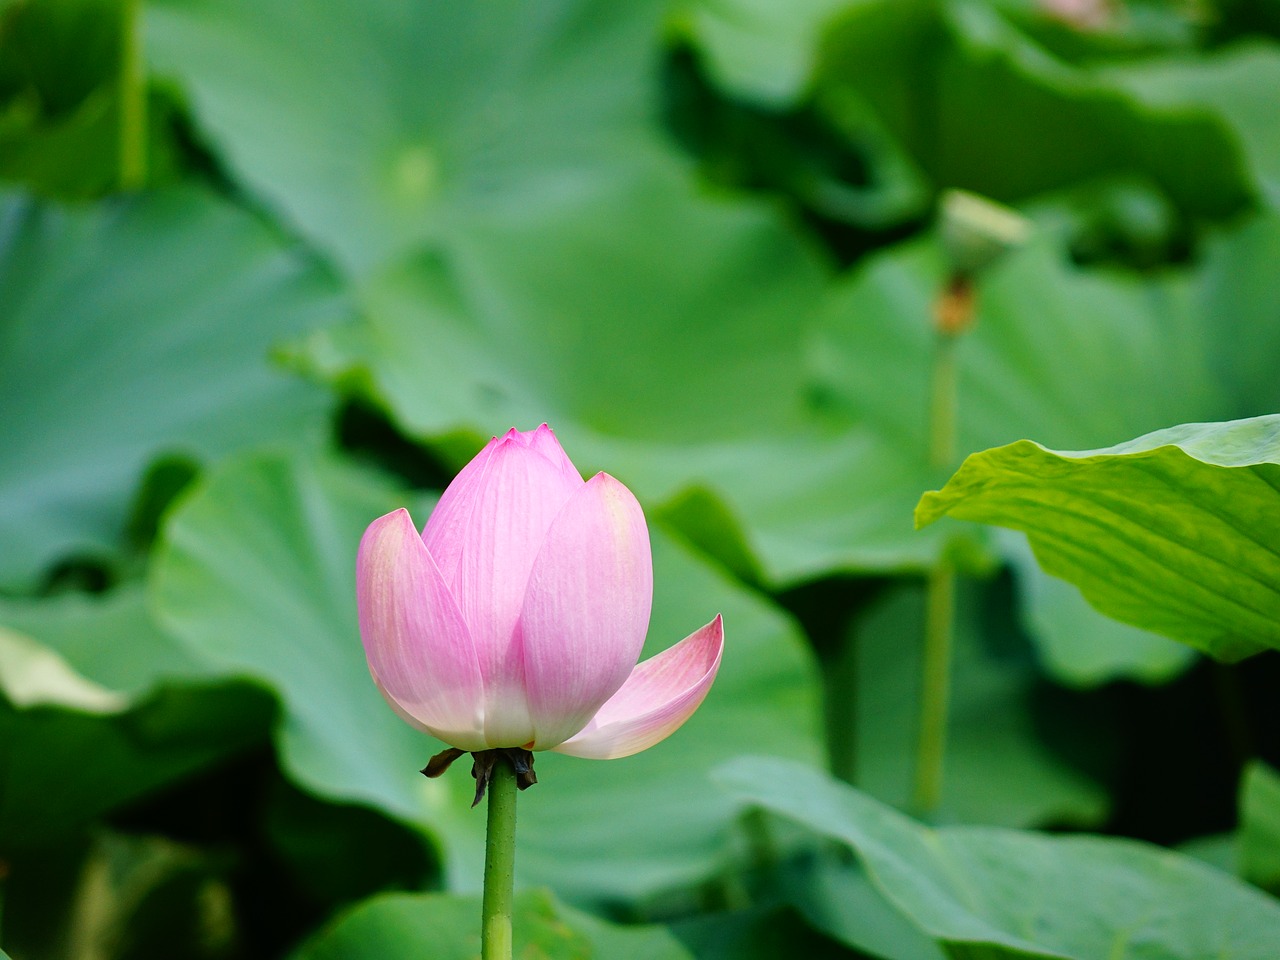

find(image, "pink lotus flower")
[357,424,723,762]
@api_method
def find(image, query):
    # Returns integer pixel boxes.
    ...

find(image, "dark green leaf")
[778,853,945,960]
[719,756,1280,960]
[808,1,1265,216]
[1000,531,1195,687]
[849,582,1106,826]
[671,904,854,960]
[1240,760,1280,892]
[0,631,271,846]
[290,889,692,960]
[2,831,238,960]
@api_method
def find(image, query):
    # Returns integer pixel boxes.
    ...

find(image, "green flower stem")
[928,330,959,471]
[913,322,961,816]
[118,0,147,191]
[481,758,517,960]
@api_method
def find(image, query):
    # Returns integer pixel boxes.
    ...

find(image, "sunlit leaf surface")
[918,415,1280,660]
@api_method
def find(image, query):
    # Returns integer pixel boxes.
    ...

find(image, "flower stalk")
[119,0,147,191]
[912,192,1028,816]
[481,758,518,960]
[912,322,961,815]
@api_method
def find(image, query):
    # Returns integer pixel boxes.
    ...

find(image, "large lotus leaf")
[771,853,945,960]
[1240,761,1280,892]
[999,531,1196,687]
[290,889,693,960]
[149,450,824,903]
[0,584,214,698]
[720,756,1280,960]
[917,415,1280,661]
[150,452,426,822]
[671,0,860,106]
[1102,41,1280,210]
[680,0,1202,109]
[145,0,678,280]
[302,179,830,446]
[0,187,344,590]
[848,581,1105,827]
[1198,209,1280,417]
[0,624,271,847]
[808,1,1264,216]
[0,585,269,846]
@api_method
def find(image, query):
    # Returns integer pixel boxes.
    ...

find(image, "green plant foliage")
[0,0,183,196]
[1103,42,1280,209]
[0,187,345,590]
[3,831,239,960]
[149,449,824,902]
[290,889,693,960]
[302,193,1268,590]
[0,584,213,697]
[672,0,856,106]
[812,233,1222,457]
[849,581,1106,826]
[720,756,1280,959]
[1199,209,1280,416]
[802,225,1230,574]
[689,0,1278,216]
[146,0,680,280]
[0,632,271,847]
[1000,531,1196,686]
[5,0,1280,952]
[672,903,858,960]
[262,781,435,907]
[0,577,271,848]
[769,853,945,960]
[1241,761,1280,893]
[917,415,1280,660]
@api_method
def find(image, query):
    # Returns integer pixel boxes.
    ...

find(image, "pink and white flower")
[356,424,722,761]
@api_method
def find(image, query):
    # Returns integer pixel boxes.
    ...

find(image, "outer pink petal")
[423,426,582,594]
[523,423,584,489]
[421,434,501,588]
[552,615,723,759]
[519,473,654,748]
[453,436,582,747]
[356,509,487,751]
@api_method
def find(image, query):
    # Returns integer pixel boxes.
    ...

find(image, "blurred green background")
[2,0,1280,957]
